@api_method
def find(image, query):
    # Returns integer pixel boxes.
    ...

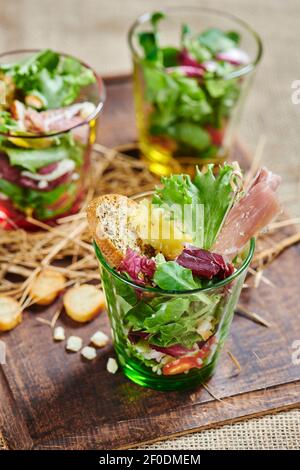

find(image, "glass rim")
[128,6,263,80]
[94,237,255,296]
[0,48,106,138]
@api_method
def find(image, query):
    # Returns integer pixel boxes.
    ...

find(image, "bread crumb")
[107,357,118,374]
[81,346,97,360]
[90,330,109,348]
[66,336,82,352]
[53,326,65,341]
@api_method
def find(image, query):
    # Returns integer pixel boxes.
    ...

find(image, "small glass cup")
[0,50,105,230]
[128,7,262,176]
[94,192,255,391]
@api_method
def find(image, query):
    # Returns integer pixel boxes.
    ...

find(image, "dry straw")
[0,144,299,321]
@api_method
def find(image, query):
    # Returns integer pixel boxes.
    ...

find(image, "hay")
[0,143,299,313]
[0,144,158,305]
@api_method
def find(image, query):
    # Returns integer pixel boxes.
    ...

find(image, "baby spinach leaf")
[154,261,202,290]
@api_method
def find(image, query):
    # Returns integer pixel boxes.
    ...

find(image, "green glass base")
[115,345,219,391]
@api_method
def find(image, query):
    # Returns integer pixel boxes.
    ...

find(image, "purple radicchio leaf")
[118,248,156,285]
[176,245,234,280]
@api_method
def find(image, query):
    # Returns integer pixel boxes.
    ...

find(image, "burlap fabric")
[0,0,299,450]
[140,410,300,450]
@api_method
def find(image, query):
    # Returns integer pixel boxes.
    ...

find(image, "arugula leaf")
[125,302,155,331]
[193,164,235,249]
[1,134,83,172]
[146,295,220,348]
[0,49,95,108]
[144,297,189,332]
[116,295,133,316]
[154,261,202,290]
[113,275,137,306]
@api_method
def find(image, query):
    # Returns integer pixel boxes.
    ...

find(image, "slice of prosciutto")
[11,100,95,143]
[213,167,281,259]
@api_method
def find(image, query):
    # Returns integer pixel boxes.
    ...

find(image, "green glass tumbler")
[128,7,262,177]
[94,238,254,391]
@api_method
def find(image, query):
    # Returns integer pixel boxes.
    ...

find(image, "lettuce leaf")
[193,164,236,249]
[0,49,95,108]
[1,134,83,172]
[153,163,237,249]
[143,298,189,332]
[124,293,221,348]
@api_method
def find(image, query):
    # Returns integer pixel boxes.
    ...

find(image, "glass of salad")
[128,8,263,176]
[89,163,281,391]
[0,49,105,229]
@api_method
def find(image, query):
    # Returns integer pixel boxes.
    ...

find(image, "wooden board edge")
[103,73,132,85]
[33,380,300,450]
[123,402,300,451]
[0,366,33,450]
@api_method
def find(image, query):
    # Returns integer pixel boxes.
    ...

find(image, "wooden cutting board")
[1,76,299,450]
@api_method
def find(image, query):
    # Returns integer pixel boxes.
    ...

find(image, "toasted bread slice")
[29,269,66,306]
[63,284,105,323]
[0,296,22,331]
[87,194,141,267]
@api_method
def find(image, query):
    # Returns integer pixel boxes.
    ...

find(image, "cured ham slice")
[214,168,281,259]
[11,100,94,143]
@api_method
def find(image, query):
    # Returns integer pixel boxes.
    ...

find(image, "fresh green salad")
[94,162,280,378]
[0,49,98,227]
[134,11,249,161]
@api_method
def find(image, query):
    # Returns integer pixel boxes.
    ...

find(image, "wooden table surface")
[0,0,299,450]
[0,77,299,451]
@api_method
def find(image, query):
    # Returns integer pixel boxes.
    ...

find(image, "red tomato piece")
[162,336,217,376]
